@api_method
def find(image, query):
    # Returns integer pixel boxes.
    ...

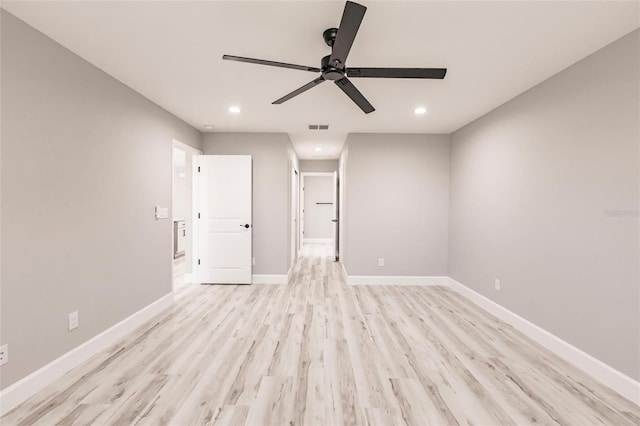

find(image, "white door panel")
[333,171,339,261]
[198,155,252,284]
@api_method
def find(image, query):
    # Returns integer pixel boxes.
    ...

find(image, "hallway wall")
[341,134,450,277]
[202,133,296,276]
[299,160,338,173]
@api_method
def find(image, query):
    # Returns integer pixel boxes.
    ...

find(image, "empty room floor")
[2,244,639,425]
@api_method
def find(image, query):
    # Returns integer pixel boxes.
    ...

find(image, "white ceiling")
[3,1,638,159]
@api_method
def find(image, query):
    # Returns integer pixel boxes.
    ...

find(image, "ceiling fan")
[222,1,447,114]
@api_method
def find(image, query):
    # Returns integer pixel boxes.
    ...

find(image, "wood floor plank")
[2,243,638,425]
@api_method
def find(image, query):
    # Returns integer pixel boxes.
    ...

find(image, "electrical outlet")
[68,311,79,331]
[378,258,385,267]
[495,279,501,291]
[252,257,256,266]
[0,344,8,366]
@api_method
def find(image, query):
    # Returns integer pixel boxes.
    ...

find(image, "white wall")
[0,11,202,390]
[342,134,450,277]
[303,175,334,240]
[449,29,639,380]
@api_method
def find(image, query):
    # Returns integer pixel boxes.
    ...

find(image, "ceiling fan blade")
[347,67,447,79]
[334,77,374,114]
[223,55,321,73]
[329,1,366,69]
[273,77,326,104]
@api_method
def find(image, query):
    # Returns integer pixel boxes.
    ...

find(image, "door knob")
[240,224,250,228]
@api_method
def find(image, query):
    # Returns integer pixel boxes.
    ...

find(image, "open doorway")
[172,140,202,291]
[300,172,338,259]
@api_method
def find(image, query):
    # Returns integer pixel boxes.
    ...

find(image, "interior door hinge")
[198,259,201,265]
[198,166,201,172]
[198,213,200,219]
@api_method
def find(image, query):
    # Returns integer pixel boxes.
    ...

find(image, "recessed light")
[228,106,241,113]
[414,106,427,115]
[315,147,322,152]
[204,124,214,130]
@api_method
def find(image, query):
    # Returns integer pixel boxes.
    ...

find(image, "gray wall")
[1,11,202,389]
[202,133,295,275]
[303,176,334,239]
[299,159,338,173]
[343,134,450,276]
[449,29,640,380]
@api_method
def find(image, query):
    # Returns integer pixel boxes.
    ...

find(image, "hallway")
[3,243,639,425]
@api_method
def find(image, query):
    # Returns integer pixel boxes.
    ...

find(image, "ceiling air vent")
[308,124,329,130]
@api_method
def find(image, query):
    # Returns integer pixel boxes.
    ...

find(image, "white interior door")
[198,155,252,284]
[333,171,339,260]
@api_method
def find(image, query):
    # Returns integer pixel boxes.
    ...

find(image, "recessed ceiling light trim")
[414,106,427,115]
[228,106,241,113]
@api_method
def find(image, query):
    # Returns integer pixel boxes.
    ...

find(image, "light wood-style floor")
[3,243,639,425]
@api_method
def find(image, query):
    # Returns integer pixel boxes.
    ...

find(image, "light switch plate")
[155,206,169,220]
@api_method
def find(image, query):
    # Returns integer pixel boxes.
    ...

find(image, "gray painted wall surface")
[299,160,338,173]
[202,133,293,275]
[1,11,202,389]
[303,176,334,239]
[449,30,640,380]
[343,134,450,277]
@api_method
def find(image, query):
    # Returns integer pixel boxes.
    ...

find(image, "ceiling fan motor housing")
[321,55,345,80]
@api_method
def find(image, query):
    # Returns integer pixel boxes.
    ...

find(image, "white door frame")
[171,139,202,291]
[291,165,300,265]
[300,172,335,247]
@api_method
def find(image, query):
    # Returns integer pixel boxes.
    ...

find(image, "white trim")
[300,172,335,177]
[303,238,333,244]
[172,139,202,156]
[171,139,203,295]
[347,275,448,286]
[251,274,288,285]
[447,277,640,406]
[183,273,193,283]
[0,293,173,416]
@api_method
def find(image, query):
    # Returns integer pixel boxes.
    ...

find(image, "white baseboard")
[303,238,332,244]
[447,277,640,406]
[0,293,173,416]
[347,275,448,286]
[251,274,288,285]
